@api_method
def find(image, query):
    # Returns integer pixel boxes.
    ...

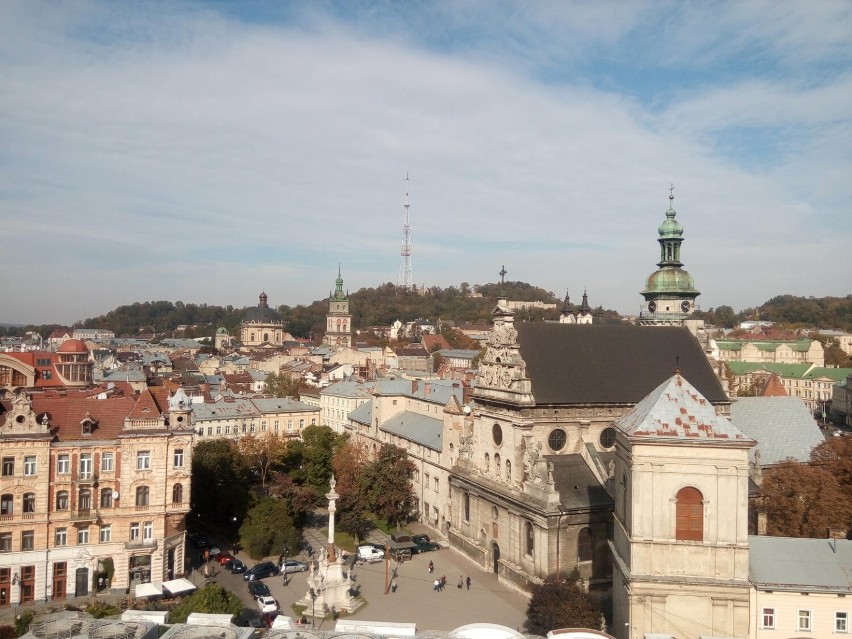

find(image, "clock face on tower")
[681,300,691,313]
[648,301,657,313]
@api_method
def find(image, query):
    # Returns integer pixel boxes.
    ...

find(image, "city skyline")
[1,1,850,325]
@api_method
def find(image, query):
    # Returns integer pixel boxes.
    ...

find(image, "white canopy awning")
[163,578,197,595]
[134,582,164,598]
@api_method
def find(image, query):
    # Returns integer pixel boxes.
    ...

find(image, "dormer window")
[81,416,96,436]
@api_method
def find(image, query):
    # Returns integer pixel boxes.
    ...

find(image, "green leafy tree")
[357,445,415,528]
[524,577,603,635]
[290,425,347,492]
[169,583,243,623]
[338,509,374,544]
[191,440,250,528]
[264,372,303,398]
[237,431,290,489]
[266,473,318,527]
[239,496,301,560]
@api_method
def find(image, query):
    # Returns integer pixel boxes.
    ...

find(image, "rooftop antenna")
[398,173,413,290]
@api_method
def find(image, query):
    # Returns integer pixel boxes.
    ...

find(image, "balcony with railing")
[70,509,99,522]
[124,539,158,551]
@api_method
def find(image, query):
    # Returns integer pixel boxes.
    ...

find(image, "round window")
[548,428,567,451]
[492,423,503,446]
[600,427,616,449]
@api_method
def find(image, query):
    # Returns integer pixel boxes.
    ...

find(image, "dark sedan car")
[247,580,271,599]
[227,559,247,574]
[243,561,278,581]
[412,539,440,554]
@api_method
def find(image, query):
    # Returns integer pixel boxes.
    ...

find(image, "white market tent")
[134,582,164,598]
[163,578,197,596]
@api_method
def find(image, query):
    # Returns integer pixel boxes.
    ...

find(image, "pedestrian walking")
[433,578,440,592]
[466,575,471,590]
[439,575,446,591]
[458,575,463,589]
[391,578,398,593]
[428,560,434,574]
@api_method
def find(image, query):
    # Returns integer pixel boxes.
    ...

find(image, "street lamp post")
[309,587,317,628]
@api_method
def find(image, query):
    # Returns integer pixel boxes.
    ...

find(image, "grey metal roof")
[380,410,443,451]
[730,397,824,465]
[515,323,727,405]
[749,535,852,591]
[548,454,613,510]
[192,399,257,421]
[250,397,316,414]
[348,400,373,426]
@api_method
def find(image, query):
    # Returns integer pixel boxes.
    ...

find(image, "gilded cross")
[499,265,507,285]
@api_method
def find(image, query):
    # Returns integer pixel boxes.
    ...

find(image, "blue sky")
[1,0,850,325]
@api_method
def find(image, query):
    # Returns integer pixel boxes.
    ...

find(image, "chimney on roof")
[412,380,419,394]
[462,380,472,405]
[827,527,847,540]
[425,382,431,394]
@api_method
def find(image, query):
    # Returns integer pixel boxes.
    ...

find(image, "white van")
[356,545,385,563]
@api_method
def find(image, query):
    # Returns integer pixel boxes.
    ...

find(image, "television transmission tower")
[398,173,413,290]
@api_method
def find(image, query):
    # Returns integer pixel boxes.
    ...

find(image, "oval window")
[492,423,503,446]
[548,428,567,451]
[600,427,616,449]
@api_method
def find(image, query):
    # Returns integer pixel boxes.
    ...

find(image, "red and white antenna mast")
[398,173,413,290]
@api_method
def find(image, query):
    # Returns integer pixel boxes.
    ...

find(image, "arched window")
[55,490,69,511]
[23,492,36,513]
[135,486,150,507]
[676,487,703,541]
[100,488,113,508]
[578,527,593,562]
[0,493,12,515]
[78,489,91,511]
[525,521,534,556]
[172,483,183,504]
[484,453,490,472]
[463,492,470,522]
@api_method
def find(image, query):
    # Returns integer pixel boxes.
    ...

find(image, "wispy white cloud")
[0,0,849,325]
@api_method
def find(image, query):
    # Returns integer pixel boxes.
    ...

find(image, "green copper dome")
[658,207,683,237]
[642,267,698,294]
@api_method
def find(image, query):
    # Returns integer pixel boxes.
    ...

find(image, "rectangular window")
[79,453,92,479]
[143,522,153,541]
[99,525,111,543]
[21,530,34,550]
[136,451,151,470]
[838,612,849,633]
[0,533,11,552]
[1,457,13,476]
[24,456,36,476]
[225,424,230,434]
[798,609,811,632]
[762,608,775,629]
[129,523,140,541]
[299,419,305,428]
[57,454,70,474]
[101,453,114,472]
[287,420,293,431]
[77,527,89,544]
[55,528,67,546]
[434,477,439,493]
[173,449,184,468]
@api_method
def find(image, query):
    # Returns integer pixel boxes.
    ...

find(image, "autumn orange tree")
[758,459,852,538]
[237,431,289,489]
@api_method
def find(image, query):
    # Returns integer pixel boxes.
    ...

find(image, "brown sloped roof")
[515,323,727,405]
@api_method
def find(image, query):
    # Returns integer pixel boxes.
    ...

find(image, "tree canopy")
[356,444,416,528]
[191,440,251,529]
[237,431,290,489]
[286,425,347,492]
[239,496,301,560]
[169,583,243,623]
[524,576,603,635]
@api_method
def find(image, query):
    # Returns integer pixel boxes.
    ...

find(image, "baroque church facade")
[240,292,286,347]
[447,296,729,595]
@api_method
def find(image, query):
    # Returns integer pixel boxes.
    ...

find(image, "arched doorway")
[491,542,500,575]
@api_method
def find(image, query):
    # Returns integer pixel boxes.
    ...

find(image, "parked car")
[280,560,308,574]
[228,559,247,574]
[356,545,385,563]
[411,534,430,544]
[358,542,386,552]
[243,561,278,581]
[209,546,222,557]
[257,596,279,615]
[413,539,440,553]
[194,537,210,549]
[242,618,265,639]
[216,552,234,565]
[247,580,271,599]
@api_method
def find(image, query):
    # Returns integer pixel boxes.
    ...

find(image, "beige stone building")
[191,396,319,441]
[715,338,824,366]
[240,292,287,347]
[610,373,753,639]
[0,386,193,606]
